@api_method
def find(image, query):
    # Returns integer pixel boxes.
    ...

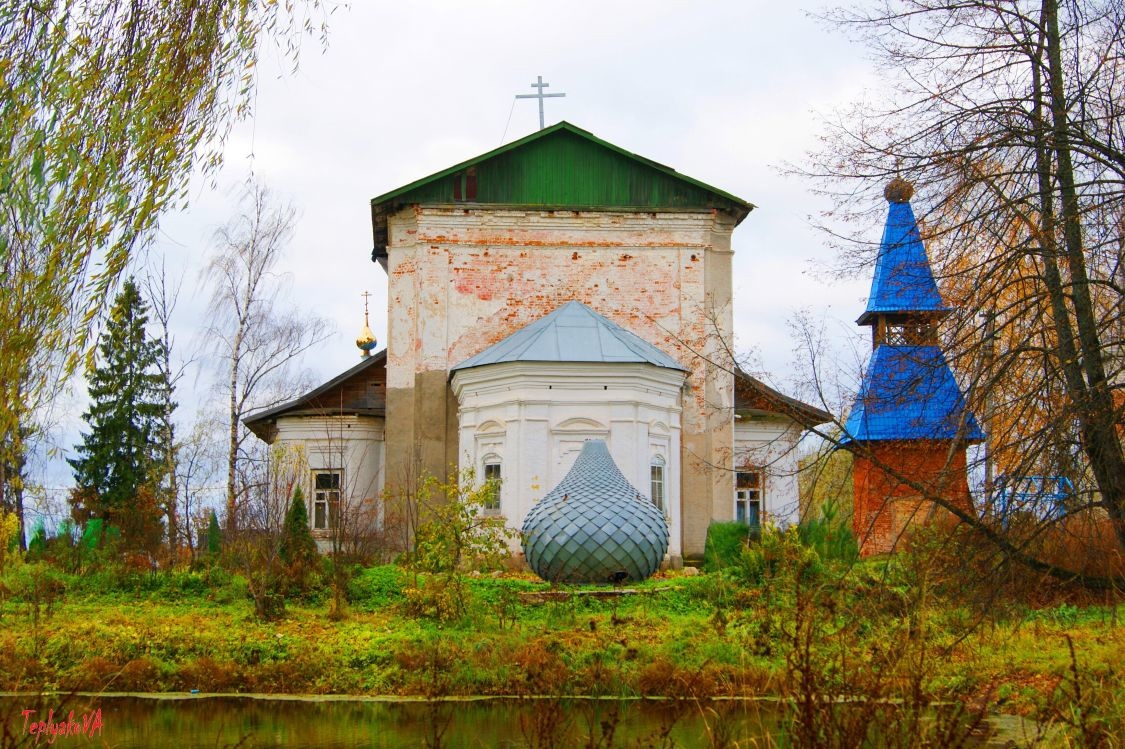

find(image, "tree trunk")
[226,326,243,533]
[1041,0,1125,551]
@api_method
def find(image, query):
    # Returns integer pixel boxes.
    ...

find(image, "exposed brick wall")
[384,205,737,556]
[386,207,726,382]
[852,441,972,556]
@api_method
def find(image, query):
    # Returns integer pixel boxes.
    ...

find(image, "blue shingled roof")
[857,201,950,325]
[451,300,687,372]
[842,345,984,443]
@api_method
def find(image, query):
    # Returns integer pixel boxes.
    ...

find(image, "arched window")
[650,455,666,514]
[482,455,502,511]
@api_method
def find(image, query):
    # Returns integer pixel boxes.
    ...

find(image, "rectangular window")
[313,471,341,530]
[650,464,666,514]
[735,471,762,527]
[483,462,502,511]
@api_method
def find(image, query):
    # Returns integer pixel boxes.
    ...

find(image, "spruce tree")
[279,485,318,594]
[68,279,166,536]
[207,510,222,556]
[279,485,318,568]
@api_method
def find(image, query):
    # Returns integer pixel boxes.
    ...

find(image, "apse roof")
[451,301,687,372]
[841,345,983,443]
[857,200,951,325]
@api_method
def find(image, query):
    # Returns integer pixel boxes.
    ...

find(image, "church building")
[246,122,829,563]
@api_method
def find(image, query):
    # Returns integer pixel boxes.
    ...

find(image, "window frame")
[650,455,667,514]
[312,469,343,531]
[482,456,502,512]
[735,470,763,527]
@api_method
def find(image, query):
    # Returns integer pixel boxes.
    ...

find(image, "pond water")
[2,694,1038,748]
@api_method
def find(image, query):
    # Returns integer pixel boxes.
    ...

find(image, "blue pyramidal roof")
[857,200,950,325]
[842,345,984,443]
[452,301,687,371]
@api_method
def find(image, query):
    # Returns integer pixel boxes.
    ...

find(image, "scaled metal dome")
[521,440,669,584]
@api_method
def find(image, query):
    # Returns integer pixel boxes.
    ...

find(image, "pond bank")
[2,563,1122,743]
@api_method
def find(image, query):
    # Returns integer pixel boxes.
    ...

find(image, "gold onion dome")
[356,324,377,356]
[884,176,914,204]
[356,291,378,357]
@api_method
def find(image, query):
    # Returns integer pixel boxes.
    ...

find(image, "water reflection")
[1,694,1035,748]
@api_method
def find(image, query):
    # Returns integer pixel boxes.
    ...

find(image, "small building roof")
[841,345,984,443]
[856,199,950,326]
[451,301,688,372]
[734,370,833,427]
[369,121,754,263]
[243,350,387,442]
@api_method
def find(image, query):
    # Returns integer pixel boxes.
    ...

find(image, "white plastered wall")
[451,361,686,559]
[733,416,803,527]
[272,414,386,542]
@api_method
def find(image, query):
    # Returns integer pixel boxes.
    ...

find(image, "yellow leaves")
[0,512,22,572]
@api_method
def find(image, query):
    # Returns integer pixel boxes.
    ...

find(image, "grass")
[0,566,744,697]
[2,529,1124,745]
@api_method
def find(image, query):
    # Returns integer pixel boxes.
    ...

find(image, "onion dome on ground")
[521,439,669,584]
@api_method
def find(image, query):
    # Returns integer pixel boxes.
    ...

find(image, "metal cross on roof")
[516,76,566,130]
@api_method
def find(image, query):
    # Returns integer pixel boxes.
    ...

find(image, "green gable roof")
[369,121,753,262]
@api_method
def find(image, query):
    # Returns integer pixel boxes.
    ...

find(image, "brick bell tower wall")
[852,441,972,557]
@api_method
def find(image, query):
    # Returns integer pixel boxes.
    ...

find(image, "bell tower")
[843,179,984,556]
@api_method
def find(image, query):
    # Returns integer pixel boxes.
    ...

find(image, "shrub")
[75,519,121,570]
[731,525,823,588]
[279,486,319,595]
[347,565,406,611]
[404,470,514,621]
[798,500,858,564]
[206,510,222,556]
[27,521,47,558]
[0,511,21,571]
[703,521,755,572]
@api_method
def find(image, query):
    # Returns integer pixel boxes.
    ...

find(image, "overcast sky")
[40,0,887,501]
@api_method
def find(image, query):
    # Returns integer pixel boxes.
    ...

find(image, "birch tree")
[202,184,330,532]
[143,259,190,561]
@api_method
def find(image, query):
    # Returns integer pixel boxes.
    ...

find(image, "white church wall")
[272,415,386,543]
[733,417,803,527]
[452,361,686,559]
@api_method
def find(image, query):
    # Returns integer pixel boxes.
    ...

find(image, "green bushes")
[206,511,222,556]
[703,521,756,572]
[347,565,406,611]
[0,511,22,572]
[403,471,514,621]
[279,486,319,596]
[797,500,858,564]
